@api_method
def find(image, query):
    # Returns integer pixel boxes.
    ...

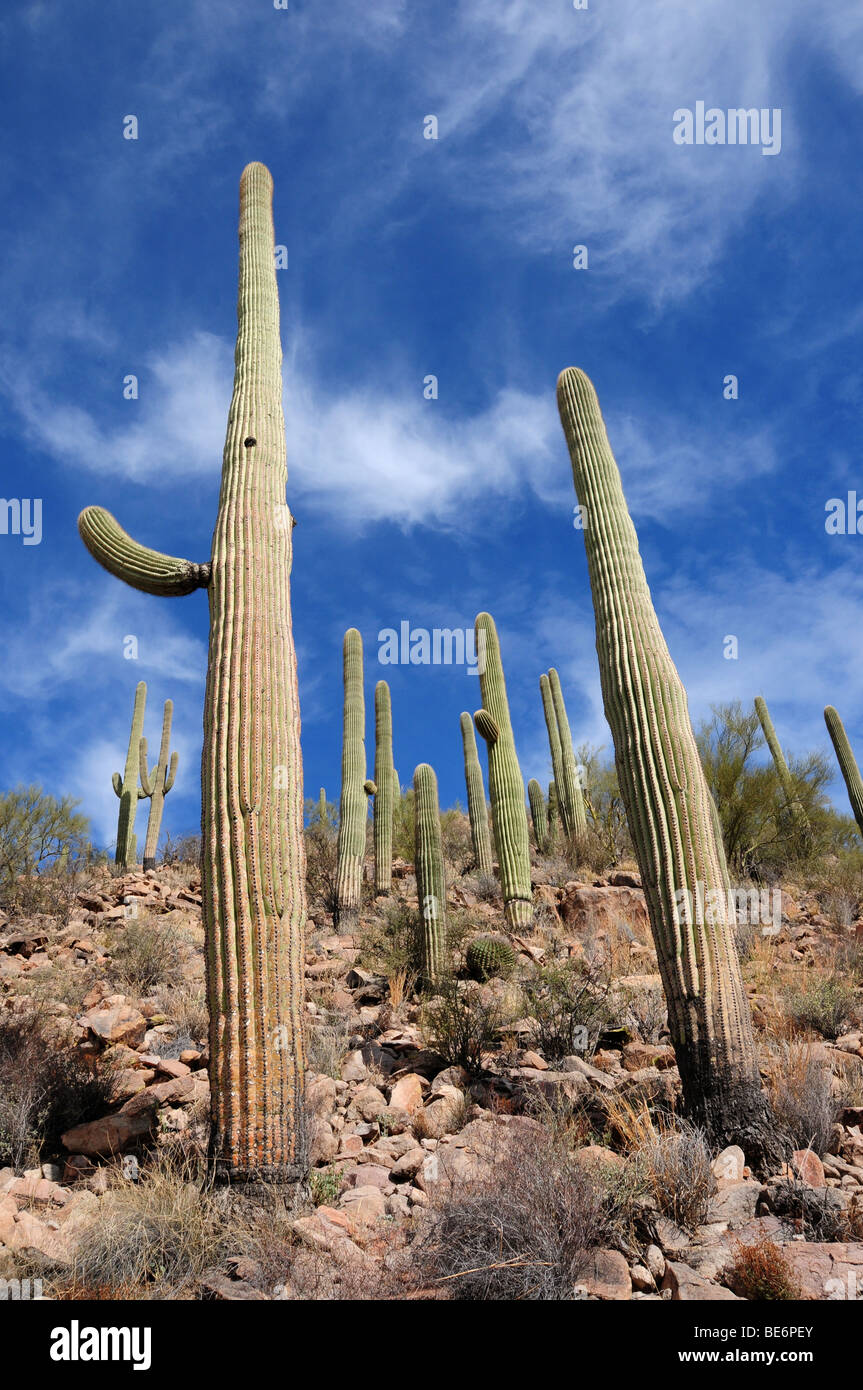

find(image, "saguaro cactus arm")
[78,506,210,597]
[755,696,810,833]
[557,366,777,1164]
[459,710,494,876]
[825,705,863,836]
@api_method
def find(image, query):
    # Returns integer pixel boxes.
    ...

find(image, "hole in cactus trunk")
[243,436,256,448]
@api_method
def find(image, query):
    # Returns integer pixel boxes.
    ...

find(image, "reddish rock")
[580,1248,631,1301]
[61,1110,153,1157]
[78,1003,147,1048]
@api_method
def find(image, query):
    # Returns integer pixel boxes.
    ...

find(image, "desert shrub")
[635,1124,714,1230]
[412,1120,628,1299]
[465,871,500,904]
[159,833,202,868]
[620,981,667,1044]
[309,1166,342,1207]
[440,808,474,875]
[108,916,184,995]
[392,787,415,863]
[785,972,857,1040]
[724,1235,801,1300]
[423,976,508,1076]
[304,820,339,914]
[157,983,208,1047]
[521,959,612,1062]
[358,899,423,981]
[766,1043,837,1155]
[0,1010,117,1168]
[306,1008,355,1080]
[0,785,91,915]
[769,1179,863,1242]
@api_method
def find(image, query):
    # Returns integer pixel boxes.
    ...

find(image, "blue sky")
[2,0,863,849]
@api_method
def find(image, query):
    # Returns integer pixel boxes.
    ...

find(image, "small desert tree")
[0,785,90,909]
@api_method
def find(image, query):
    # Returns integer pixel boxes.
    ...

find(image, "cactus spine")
[557,367,776,1160]
[755,697,810,835]
[373,681,394,895]
[335,628,367,922]
[112,681,149,871]
[459,710,494,876]
[138,698,178,870]
[413,763,446,982]
[79,164,307,1185]
[824,705,863,836]
[547,668,587,849]
[527,779,549,854]
[473,613,532,929]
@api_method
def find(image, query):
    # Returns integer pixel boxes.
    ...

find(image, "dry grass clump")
[723,1234,802,1300]
[107,916,184,995]
[603,1093,714,1230]
[764,1042,837,1155]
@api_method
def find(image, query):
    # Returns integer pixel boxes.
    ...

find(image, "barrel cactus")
[373,681,394,895]
[112,681,149,871]
[335,628,367,924]
[459,710,494,875]
[79,164,307,1186]
[473,613,532,929]
[413,764,447,983]
[466,934,516,982]
[557,366,777,1162]
[138,698,178,870]
[824,705,863,836]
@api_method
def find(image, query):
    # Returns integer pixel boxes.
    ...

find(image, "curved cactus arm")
[78,506,211,597]
[165,751,179,794]
[138,738,155,796]
[364,779,377,795]
[557,365,778,1164]
[474,709,499,744]
[825,705,863,836]
[112,772,123,798]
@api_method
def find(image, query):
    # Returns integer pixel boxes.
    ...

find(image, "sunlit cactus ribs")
[112,680,149,871]
[547,780,560,847]
[466,934,516,982]
[335,628,368,923]
[547,667,587,850]
[755,696,811,837]
[78,163,307,1186]
[373,680,394,895]
[527,778,549,854]
[474,613,532,929]
[824,705,863,836]
[413,763,447,982]
[459,710,493,875]
[138,698,178,871]
[557,366,777,1162]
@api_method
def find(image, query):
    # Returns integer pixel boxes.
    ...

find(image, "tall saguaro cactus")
[138,698,178,870]
[755,697,811,836]
[527,779,549,854]
[335,628,367,923]
[459,711,493,876]
[112,681,148,871]
[413,764,446,982]
[373,681,394,895]
[557,367,777,1161]
[473,613,532,929]
[547,780,560,848]
[824,705,863,836]
[78,164,307,1186]
[547,668,587,849]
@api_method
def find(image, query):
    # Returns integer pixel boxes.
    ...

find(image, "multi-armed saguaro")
[557,367,778,1163]
[138,698,178,871]
[459,710,493,876]
[78,163,307,1186]
[824,706,863,837]
[473,612,532,929]
[413,763,446,982]
[373,680,394,895]
[112,681,149,871]
[335,628,368,923]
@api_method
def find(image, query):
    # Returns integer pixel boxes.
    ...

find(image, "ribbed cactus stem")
[824,706,863,836]
[112,681,148,871]
[318,788,328,825]
[547,780,560,847]
[528,779,549,854]
[459,711,494,876]
[547,668,587,848]
[755,697,811,834]
[335,628,367,922]
[373,681,394,895]
[540,674,568,836]
[557,366,776,1161]
[473,613,532,929]
[79,164,308,1186]
[413,764,446,983]
[138,698,178,871]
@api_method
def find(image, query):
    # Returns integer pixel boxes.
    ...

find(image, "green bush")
[786,973,858,1040]
[521,960,613,1062]
[0,785,91,916]
[423,976,508,1076]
